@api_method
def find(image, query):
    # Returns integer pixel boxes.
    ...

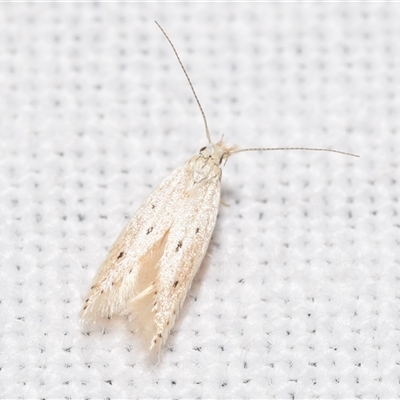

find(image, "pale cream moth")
[81,22,359,354]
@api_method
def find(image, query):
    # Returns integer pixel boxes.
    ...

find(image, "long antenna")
[233,147,360,158]
[155,21,359,159]
[155,21,212,144]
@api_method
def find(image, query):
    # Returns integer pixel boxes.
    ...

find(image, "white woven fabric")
[0,2,398,398]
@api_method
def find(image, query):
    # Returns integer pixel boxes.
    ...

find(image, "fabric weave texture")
[0,2,398,399]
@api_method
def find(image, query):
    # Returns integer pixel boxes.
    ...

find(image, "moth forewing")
[125,152,224,351]
[81,164,190,322]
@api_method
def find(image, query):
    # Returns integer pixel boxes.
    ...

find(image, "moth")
[81,22,359,354]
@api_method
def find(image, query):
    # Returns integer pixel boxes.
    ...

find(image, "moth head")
[199,140,238,166]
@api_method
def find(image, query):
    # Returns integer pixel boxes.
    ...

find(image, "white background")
[0,2,398,399]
